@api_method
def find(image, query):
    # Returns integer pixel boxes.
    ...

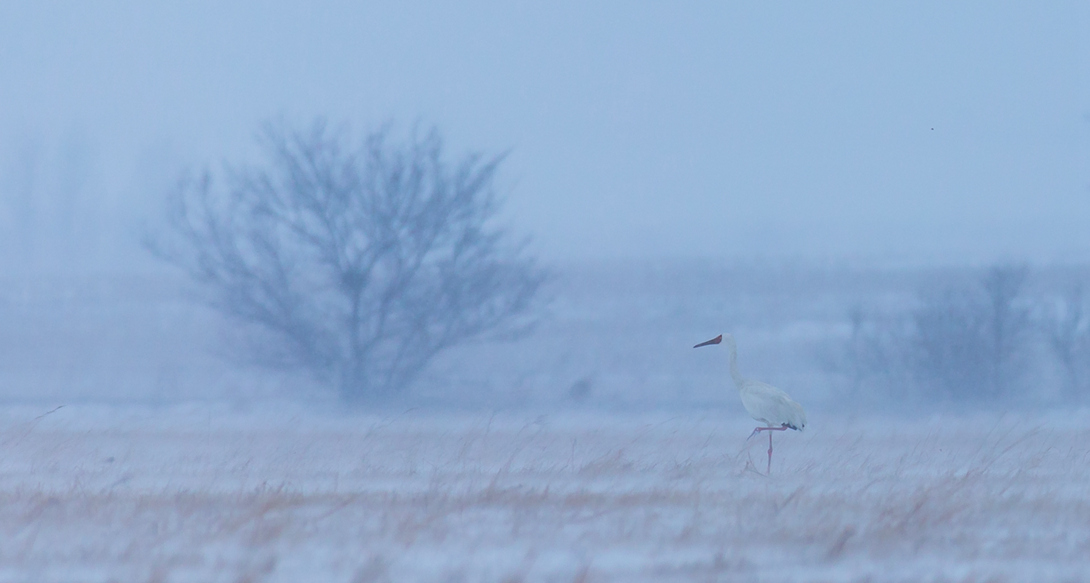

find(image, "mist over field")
[1,2,1089,581]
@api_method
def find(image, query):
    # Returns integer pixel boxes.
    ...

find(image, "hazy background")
[0,2,1088,407]
[2,6,1090,579]
[3,2,1088,267]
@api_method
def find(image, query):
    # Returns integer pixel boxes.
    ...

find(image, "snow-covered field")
[1,262,1088,580]
[1,404,1087,582]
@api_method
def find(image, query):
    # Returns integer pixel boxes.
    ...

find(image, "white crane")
[694,333,806,474]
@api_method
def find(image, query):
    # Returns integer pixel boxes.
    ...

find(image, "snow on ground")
[0,403,1087,582]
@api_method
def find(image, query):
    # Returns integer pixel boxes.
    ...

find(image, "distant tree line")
[832,264,1090,408]
[0,132,132,272]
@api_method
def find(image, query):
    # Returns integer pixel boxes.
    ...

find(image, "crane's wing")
[739,380,807,431]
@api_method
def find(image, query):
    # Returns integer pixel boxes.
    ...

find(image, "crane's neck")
[724,335,744,389]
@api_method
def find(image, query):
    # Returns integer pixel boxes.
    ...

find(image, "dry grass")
[0,405,1086,582]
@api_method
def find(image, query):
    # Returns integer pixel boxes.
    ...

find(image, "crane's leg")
[746,426,787,474]
[767,431,773,474]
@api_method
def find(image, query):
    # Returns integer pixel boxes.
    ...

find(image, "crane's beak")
[693,334,723,348]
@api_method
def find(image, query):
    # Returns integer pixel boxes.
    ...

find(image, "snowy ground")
[1,263,1088,580]
[1,404,1087,582]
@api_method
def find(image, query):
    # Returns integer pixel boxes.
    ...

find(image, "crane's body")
[694,333,806,473]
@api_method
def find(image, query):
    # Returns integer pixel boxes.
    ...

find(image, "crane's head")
[693,334,723,348]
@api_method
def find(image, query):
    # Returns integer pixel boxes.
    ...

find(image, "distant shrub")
[1039,284,1090,401]
[841,264,1034,406]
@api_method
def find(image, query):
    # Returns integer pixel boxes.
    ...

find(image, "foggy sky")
[1,2,1087,267]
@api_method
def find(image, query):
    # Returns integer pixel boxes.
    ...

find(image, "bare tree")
[152,120,547,402]
[907,264,1031,402]
[824,304,911,407]
[1041,284,1090,400]
[980,264,1031,395]
[909,285,989,400]
[2,137,41,267]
